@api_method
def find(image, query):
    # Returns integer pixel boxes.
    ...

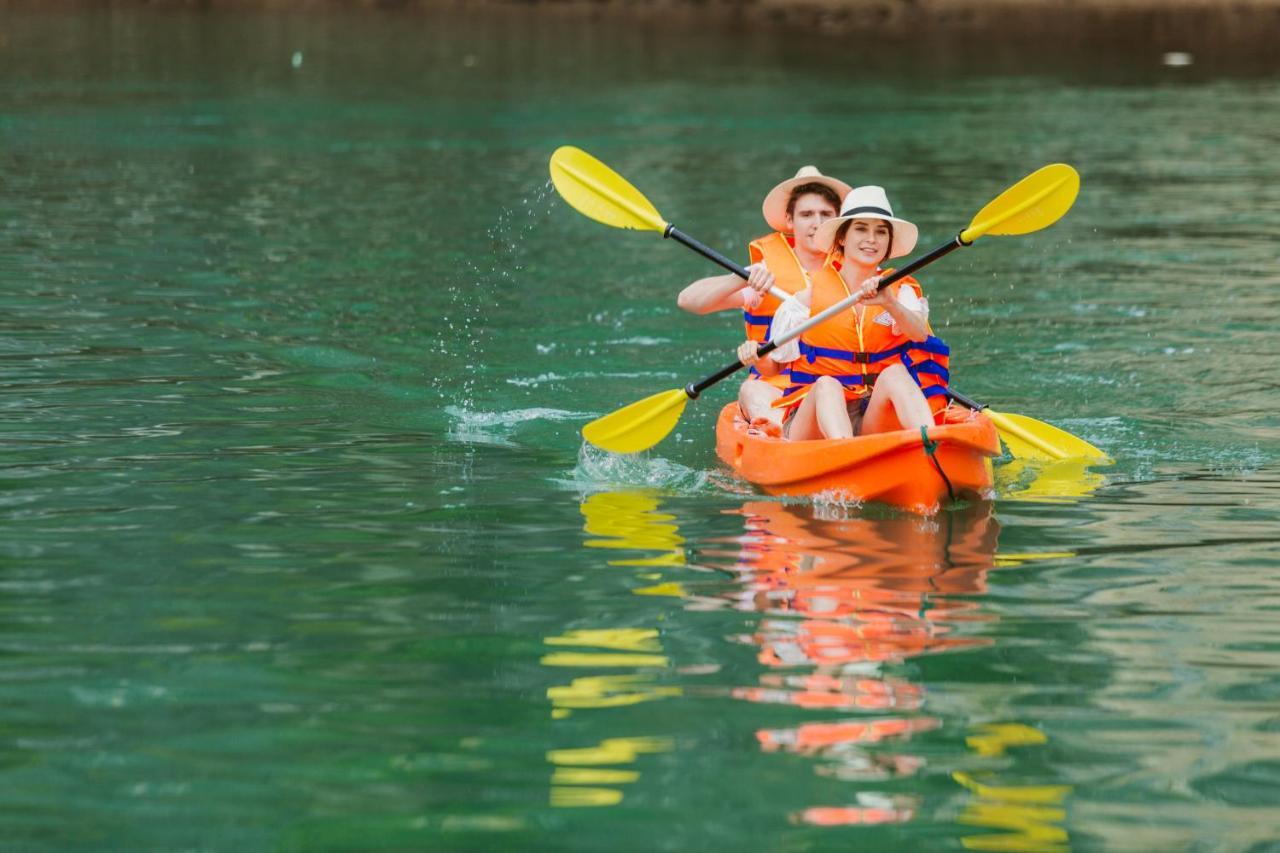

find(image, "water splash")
[505,370,677,389]
[563,443,710,494]
[446,405,591,448]
[809,491,868,519]
[505,372,572,389]
[439,180,559,413]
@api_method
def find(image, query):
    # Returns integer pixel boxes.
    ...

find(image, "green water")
[2,6,1279,849]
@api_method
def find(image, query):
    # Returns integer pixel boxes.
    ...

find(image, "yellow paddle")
[944,389,1107,462]
[550,147,1106,461]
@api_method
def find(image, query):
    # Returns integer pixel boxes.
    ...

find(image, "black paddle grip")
[687,340,780,399]
[943,388,986,411]
[665,226,751,279]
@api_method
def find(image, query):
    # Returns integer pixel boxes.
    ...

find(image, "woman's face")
[841,218,891,266]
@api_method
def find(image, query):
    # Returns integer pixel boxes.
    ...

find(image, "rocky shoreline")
[6,0,1280,46]
[427,0,1280,36]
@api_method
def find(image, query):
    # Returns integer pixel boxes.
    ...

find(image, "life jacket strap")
[903,360,951,381]
[798,341,902,365]
[786,372,875,389]
[907,336,951,357]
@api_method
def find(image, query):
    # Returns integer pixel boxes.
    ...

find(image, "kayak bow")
[714,404,1001,513]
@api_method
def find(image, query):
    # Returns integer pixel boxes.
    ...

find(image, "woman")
[739,185,950,440]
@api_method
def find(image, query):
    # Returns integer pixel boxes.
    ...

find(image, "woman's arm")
[857,277,930,342]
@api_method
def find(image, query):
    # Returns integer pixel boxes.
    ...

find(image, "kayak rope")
[920,426,956,505]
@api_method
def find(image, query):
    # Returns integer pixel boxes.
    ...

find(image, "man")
[677,167,849,428]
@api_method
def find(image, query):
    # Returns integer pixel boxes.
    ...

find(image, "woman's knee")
[878,363,912,386]
[742,379,781,402]
[814,376,843,398]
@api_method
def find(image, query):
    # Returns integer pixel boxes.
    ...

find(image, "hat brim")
[815,214,919,259]
[762,175,853,233]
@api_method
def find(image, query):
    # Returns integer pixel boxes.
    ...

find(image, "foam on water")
[602,337,672,346]
[445,405,591,447]
[808,490,868,519]
[562,442,711,494]
[504,372,571,388]
[505,370,678,388]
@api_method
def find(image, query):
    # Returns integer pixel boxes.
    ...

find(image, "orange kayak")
[714,403,1001,513]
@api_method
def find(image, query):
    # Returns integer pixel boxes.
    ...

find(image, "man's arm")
[677,264,777,315]
[677,272,748,314]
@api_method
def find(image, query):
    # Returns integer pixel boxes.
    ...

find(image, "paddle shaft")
[664,225,751,279]
[941,387,987,411]
[680,232,969,399]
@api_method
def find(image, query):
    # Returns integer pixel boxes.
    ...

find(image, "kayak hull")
[714,403,1001,513]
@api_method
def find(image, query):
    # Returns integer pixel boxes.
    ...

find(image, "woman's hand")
[854,275,892,307]
[737,340,761,367]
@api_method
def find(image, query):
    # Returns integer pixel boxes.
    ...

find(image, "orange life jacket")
[774,259,950,412]
[745,232,812,389]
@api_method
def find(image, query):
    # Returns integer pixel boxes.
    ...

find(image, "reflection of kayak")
[714,403,1001,513]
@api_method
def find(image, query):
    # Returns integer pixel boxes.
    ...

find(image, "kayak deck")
[714,403,1001,513]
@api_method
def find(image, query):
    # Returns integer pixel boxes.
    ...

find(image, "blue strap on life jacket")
[900,336,952,386]
[798,340,905,365]
[783,333,952,403]
[906,335,951,357]
[904,360,950,380]
[786,371,873,388]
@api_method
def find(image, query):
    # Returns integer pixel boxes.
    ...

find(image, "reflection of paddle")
[550,147,1105,460]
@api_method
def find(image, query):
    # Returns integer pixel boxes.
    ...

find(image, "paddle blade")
[550,146,669,233]
[986,408,1110,463]
[960,164,1080,243]
[999,457,1107,503]
[582,388,690,454]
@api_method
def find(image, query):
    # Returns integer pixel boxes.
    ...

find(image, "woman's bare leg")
[860,363,933,435]
[787,376,854,440]
[738,379,784,426]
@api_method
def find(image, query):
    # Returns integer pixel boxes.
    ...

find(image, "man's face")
[787,193,839,254]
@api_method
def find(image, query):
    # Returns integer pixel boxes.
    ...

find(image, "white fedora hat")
[761,166,852,233]
[815,185,919,259]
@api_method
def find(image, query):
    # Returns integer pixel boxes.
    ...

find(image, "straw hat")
[814,185,918,258]
[761,166,852,233]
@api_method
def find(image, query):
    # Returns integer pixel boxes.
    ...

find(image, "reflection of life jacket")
[774,259,950,412]
[745,232,811,389]
[732,673,923,712]
[758,716,939,753]
[798,802,916,828]
[754,616,989,668]
[729,501,853,581]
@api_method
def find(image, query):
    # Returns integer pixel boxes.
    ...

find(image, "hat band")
[843,205,893,218]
